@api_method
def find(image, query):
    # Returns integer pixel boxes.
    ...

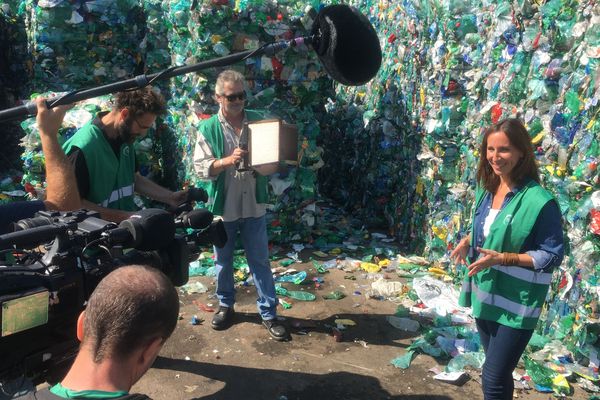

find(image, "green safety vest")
[63,120,136,211]
[458,180,556,329]
[198,110,269,216]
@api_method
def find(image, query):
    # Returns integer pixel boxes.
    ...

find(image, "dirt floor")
[134,251,592,400]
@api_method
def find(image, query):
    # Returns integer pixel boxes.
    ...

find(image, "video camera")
[0,195,226,388]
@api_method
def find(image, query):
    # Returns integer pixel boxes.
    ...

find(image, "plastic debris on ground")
[3,0,600,395]
[275,284,315,302]
[179,281,208,295]
[386,316,420,332]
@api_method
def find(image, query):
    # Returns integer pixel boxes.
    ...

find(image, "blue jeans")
[214,215,278,320]
[476,318,534,400]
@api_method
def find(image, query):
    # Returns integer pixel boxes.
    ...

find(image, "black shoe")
[212,306,235,330]
[262,319,289,341]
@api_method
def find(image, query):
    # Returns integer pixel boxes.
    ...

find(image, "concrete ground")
[134,253,592,400]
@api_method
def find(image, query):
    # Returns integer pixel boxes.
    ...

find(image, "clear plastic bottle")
[386,316,420,332]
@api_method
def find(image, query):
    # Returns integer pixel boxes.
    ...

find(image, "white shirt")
[193,109,266,222]
[483,209,500,239]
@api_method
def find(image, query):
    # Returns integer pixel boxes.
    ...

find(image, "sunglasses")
[219,92,247,102]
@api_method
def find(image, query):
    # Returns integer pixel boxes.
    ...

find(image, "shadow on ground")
[220,310,421,349]
[153,356,452,400]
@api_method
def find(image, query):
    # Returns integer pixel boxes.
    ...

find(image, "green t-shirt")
[50,383,128,399]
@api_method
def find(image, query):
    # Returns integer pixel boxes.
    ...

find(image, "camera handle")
[170,187,209,215]
[40,230,75,268]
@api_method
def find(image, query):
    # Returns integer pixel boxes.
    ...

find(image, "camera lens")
[14,216,53,231]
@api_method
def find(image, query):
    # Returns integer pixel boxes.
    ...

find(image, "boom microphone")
[0,5,382,122]
[311,5,382,86]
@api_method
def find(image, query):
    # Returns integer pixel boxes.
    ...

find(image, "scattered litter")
[386,316,420,332]
[276,271,307,285]
[334,319,356,329]
[370,277,404,298]
[193,301,215,313]
[433,371,468,386]
[331,327,343,342]
[323,290,346,300]
[391,351,416,369]
[275,284,316,301]
[179,281,208,295]
[184,385,198,393]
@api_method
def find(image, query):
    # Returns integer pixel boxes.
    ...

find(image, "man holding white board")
[193,69,289,341]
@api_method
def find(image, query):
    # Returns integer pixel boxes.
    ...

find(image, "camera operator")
[0,98,80,234]
[63,87,188,223]
[26,264,179,400]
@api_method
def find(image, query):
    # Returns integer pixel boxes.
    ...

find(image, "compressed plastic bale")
[333,0,600,378]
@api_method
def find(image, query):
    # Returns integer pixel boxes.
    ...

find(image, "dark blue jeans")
[214,215,278,320]
[476,318,534,400]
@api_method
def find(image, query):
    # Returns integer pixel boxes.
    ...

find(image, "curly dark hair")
[114,86,166,117]
[476,118,540,193]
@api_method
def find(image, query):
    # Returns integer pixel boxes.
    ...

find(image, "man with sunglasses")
[193,69,288,341]
[63,87,188,223]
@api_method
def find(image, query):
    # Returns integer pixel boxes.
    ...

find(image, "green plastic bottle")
[287,290,316,301]
[524,356,555,388]
[323,290,346,300]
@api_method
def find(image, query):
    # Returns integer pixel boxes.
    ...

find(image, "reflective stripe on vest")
[491,265,553,285]
[461,278,472,293]
[472,281,542,319]
[100,184,134,207]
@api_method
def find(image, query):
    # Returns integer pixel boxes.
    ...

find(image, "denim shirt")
[470,185,564,272]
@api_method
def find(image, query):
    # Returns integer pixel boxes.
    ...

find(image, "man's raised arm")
[36,98,81,211]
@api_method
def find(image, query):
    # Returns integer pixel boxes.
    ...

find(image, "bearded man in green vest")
[193,70,288,341]
[451,118,564,400]
[63,87,188,223]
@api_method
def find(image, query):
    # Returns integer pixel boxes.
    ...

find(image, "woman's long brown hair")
[476,118,540,193]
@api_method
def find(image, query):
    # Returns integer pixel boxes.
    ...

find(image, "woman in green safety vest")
[451,118,564,400]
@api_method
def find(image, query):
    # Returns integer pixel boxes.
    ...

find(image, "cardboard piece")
[247,119,298,167]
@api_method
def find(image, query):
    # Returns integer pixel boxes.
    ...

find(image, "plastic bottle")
[524,356,555,388]
[275,285,315,301]
[386,316,420,332]
[212,42,230,56]
[312,260,328,274]
[395,305,410,317]
[278,298,292,309]
[275,285,289,297]
[323,291,346,300]
[446,352,485,372]
[275,271,307,285]
[287,290,316,301]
